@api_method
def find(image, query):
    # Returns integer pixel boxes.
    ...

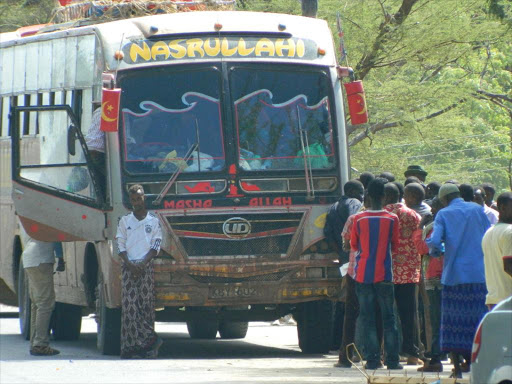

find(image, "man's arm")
[115,217,140,275]
[425,214,445,257]
[342,217,354,252]
[350,216,359,252]
[347,199,362,217]
[504,257,512,278]
[502,227,512,277]
[53,242,63,259]
[391,216,400,254]
[142,221,162,266]
[479,206,491,232]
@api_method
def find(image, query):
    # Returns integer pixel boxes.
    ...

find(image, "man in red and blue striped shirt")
[350,178,402,370]
[351,201,399,284]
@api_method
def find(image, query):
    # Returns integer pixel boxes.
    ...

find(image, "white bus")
[0,10,351,355]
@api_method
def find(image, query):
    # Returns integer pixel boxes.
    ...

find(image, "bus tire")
[51,302,82,340]
[296,300,333,354]
[186,320,218,339]
[17,261,31,341]
[218,321,249,339]
[96,273,121,355]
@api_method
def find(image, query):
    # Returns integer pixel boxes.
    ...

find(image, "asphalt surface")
[0,305,459,384]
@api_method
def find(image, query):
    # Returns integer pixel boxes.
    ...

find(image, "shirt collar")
[447,197,464,206]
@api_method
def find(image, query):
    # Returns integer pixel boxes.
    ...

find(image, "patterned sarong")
[440,283,487,354]
[120,261,158,358]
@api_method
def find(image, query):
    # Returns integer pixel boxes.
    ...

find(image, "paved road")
[0,305,457,384]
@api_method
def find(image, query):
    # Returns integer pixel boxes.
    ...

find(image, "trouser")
[355,281,399,367]
[394,283,420,358]
[426,286,442,362]
[417,279,429,356]
[339,275,358,362]
[25,263,55,348]
[332,301,345,350]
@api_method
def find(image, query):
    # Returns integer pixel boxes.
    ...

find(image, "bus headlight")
[306,267,324,279]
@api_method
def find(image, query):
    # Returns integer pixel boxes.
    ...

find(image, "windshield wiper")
[297,105,315,201]
[152,143,198,206]
[153,117,202,205]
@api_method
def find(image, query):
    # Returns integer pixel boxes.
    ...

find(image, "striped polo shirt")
[350,210,400,284]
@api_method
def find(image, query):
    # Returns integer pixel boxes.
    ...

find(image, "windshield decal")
[235,89,334,171]
[122,37,318,64]
[121,92,225,173]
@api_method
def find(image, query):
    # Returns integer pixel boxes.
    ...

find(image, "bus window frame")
[227,62,339,177]
[11,104,106,210]
[116,63,227,181]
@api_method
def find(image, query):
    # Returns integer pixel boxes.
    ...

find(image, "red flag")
[344,81,368,125]
[100,88,121,132]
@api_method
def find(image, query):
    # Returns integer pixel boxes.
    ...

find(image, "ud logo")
[222,217,251,239]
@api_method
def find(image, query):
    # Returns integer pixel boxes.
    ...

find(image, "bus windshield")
[120,66,225,174]
[231,67,335,172]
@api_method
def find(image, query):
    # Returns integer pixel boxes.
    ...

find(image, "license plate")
[209,286,258,299]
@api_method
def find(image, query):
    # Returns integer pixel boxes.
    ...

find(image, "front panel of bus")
[115,60,345,306]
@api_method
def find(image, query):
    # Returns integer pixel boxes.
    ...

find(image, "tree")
[322,0,511,189]
[301,0,318,18]
[0,0,55,33]
[241,0,510,189]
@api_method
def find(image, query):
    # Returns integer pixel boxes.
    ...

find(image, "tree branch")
[347,99,466,146]
[479,43,491,88]
[476,89,512,104]
[355,0,420,80]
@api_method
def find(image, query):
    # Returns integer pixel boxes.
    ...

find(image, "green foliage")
[0,0,55,33]
[2,0,510,190]
[325,0,511,191]
[240,0,511,191]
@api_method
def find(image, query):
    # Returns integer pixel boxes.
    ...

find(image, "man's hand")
[126,261,143,278]
[504,257,512,278]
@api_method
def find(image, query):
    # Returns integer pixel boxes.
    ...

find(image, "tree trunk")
[301,0,317,18]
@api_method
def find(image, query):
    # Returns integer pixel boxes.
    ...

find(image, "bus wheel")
[296,300,333,354]
[186,320,218,339]
[96,272,121,355]
[218,321,249,339]
[51,303,82,340]
[17,261,30,341]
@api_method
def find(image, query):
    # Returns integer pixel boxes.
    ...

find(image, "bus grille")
[188,271,289,283]
[166,212,303,257]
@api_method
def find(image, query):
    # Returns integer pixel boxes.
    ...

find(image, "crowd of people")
[325,165,512,378]
[20,154,511,369]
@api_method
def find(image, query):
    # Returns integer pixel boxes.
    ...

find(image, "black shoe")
[334,361,352,368]
[387,363,404,370]
[30,346,60,356]
[56,259,65,272]
[364,361,383,370]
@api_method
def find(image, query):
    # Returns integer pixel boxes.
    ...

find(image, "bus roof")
[0,11,336,68]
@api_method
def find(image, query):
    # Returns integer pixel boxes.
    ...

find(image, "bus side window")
[17,109,96,200]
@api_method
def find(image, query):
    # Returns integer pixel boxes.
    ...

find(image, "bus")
[0,10,352,355]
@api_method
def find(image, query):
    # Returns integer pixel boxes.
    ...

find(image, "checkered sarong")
[120,261,157,358]
[440,283,487,354]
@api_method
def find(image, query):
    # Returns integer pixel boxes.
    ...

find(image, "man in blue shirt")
[426,183,490,378]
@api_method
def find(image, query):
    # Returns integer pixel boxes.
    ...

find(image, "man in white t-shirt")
[85,104,105,161]
[482,192,512,310]
[22,239,62,356]
[116,184,163,358]
[474,186,499,225]
[84,104,106,196]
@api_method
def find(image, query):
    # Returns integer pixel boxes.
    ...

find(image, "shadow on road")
[0,330,318,362]
[157,334,308,360]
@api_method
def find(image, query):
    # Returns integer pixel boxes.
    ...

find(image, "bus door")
[11,105,106,242]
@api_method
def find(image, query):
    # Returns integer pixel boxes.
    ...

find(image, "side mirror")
[67,125,77,156]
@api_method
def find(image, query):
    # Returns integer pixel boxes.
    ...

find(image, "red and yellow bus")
[0,10,351,355]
